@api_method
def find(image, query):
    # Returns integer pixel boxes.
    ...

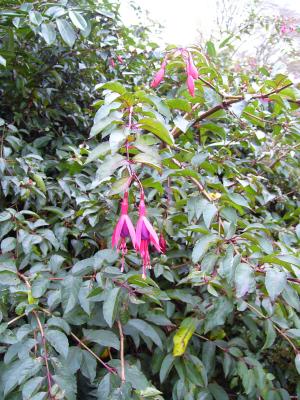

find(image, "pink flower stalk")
[187,75,195,97]
[187,52,199,79]
[150,60,167,88]
[112,192,136,272]
[136,194,161,278]
[117,55,123,64]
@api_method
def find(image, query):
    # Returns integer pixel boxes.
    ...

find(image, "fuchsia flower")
[187,52,199,79]
[112,192,136,272]
[184,51,198,96]
[117,55,123,64]
[159,233,167,254]
[136,194,161,279]
[150,60,167,88]
[186,75,195,97]
[109,58,115,68]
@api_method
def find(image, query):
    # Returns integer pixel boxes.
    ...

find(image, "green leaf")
[173,318,199,356]
[139,118,174,146]
[206,41,217,57]
[203,203,218,228]
[101,81,127,95]
[160,354,174,383]
[93,153,125,183]
[22,377,44,400]
[166,99,191,112]
[0,55,7,67]
[295,354,300,375]
[83,329,120,350]
[1,236,16,253]
[192,234,219,263]
[31,277,49,298]
[208,383,229,400]
[29,11,43,25]
[228,193,250,208]
[265,269,287,301]
[109,129,128,154]
[3,358,42,396]
[235,263,255,297]
[80,349,97,381]
[47,316,70,335]
[56,19,76,47]
[103,287,121,328]
[127,319,163,349]
[46,329,69,359]
[69,10,87,30]
[174,116,189,133]
[133,152,162,171]
[262,319,276,350]
[204,298,233,333]
[85,142,110,164]
[40,23,56,45]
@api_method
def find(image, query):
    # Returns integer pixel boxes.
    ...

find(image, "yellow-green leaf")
[173,317,199,356]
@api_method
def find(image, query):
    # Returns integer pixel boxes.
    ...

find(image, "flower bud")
[150,67,165,88]
[159,233,167,254]
[187,75,195,96]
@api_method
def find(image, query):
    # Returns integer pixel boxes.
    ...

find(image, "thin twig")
[17,273,54,398]
[7,313,26,326]
[70,332,117,375]
[245,301,298,354]
[117,320,126,383]
[34,311,54,398]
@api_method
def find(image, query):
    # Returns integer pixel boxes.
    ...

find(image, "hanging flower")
[109,58,115,68]
[117,55,123,64]
[112,192,136,272]
[150,60,167,88]
[136,194,161,278]
[159,233,167,254]
[187,52,199,79]
[187,75,195,97]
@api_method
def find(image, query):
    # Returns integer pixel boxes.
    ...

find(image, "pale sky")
[120,0,300,46]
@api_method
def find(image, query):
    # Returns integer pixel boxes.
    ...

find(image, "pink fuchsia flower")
[136,194,161,278]
[159,233,167,254]
[187,75,195,97]
[112,192,136,272]
[117,55,123,64]
[109,58,115,68]
[150,60,167,88]
[187,52,199,79]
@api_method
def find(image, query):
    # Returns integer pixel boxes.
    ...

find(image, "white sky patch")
[120,0,300,45]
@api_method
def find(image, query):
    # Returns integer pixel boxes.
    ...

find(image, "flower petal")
[135,217,143,250]
[124,215,136,248]
[143,217,161,252]
[112,215,125,248]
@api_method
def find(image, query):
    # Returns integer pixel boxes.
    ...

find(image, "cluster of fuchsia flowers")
[111,50,199,278]
[150,48,199,96]
[112,191,166,279]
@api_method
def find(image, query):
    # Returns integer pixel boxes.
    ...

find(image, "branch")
[173,83,294,139]
[170,155,212,201]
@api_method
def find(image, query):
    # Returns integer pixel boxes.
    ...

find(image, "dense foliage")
[0,1,300,399]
